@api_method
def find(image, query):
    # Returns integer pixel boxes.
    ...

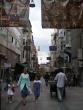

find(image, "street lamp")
[30,0,35,8]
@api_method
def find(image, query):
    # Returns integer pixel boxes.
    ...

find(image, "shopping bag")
[28,87,32,95]
[21,84,29,97]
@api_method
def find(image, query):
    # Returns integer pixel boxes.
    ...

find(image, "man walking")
[54,68,67,102]
[44,73,49,87]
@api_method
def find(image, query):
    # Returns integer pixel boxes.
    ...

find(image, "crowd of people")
[1,67,42,105]
[0,67,80,106]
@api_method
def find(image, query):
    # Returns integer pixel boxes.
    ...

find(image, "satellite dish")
[30,0,35,8]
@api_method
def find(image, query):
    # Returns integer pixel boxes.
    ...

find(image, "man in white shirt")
[54,68,67,102]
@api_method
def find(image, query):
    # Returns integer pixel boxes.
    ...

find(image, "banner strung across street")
[41,0,83,28]
[0,0,30,27]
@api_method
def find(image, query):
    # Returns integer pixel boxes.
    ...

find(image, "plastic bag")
[28,87,32,95]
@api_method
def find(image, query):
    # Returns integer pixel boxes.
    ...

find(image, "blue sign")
[49,46,57,51]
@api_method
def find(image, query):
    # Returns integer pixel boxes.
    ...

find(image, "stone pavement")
[1,87,22,110]
[1,84,83,110]
[16,87,83,110]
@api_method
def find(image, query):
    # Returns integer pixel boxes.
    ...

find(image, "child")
[7,82,14,103]
[12,81,15,93]
[33,75,42,103]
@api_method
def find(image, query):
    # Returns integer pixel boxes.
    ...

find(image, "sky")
[29,0,54,64]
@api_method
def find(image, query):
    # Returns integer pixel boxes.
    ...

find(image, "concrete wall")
[71,29,83,86]
[0,27,23,67]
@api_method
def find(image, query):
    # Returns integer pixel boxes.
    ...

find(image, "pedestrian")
[40,76,45,89]
[17,67,31,105]
[44,73,49,87]
[12,80,16,93]
[67,72,72,87]
[54,68,67,102]
[7,82,14,103]
[33,75,42,103]
[73,74,78,87]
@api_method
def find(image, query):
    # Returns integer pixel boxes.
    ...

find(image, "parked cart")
[49,68,67,98]
[48,81,57,97]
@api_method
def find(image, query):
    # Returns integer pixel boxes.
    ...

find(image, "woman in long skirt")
[17,67,31,105]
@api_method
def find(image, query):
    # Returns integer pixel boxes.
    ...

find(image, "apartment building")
[71,29,83,86]
[50,29,72,71]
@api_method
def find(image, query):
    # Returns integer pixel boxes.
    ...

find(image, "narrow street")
[0,1,83,110]
[1,84,83,110]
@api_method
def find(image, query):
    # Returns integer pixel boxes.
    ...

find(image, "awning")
[20,63,29,68]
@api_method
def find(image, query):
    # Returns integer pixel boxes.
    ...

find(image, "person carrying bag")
[17,67,31,105]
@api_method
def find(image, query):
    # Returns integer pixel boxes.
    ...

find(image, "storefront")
[0,53,7,79]
[0,44,20,80]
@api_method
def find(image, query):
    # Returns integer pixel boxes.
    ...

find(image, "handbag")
[28,87,32,95]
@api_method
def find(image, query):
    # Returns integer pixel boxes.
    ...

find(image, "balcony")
[23,28,29,33]
[65,44,71,48]
[24,46,31,51]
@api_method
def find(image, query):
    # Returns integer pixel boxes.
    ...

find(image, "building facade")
[50,29,72,71]
[50,28,83,86]
[71,29,83,86]
[0,27,23,79]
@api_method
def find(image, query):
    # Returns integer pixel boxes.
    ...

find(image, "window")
[12,37,13,43]
[61,45,63,50]
[64,31,65,36]
[23,39,25,45]
[26,41,27,45]
[23,50,25,58]
[15,40,17,45]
